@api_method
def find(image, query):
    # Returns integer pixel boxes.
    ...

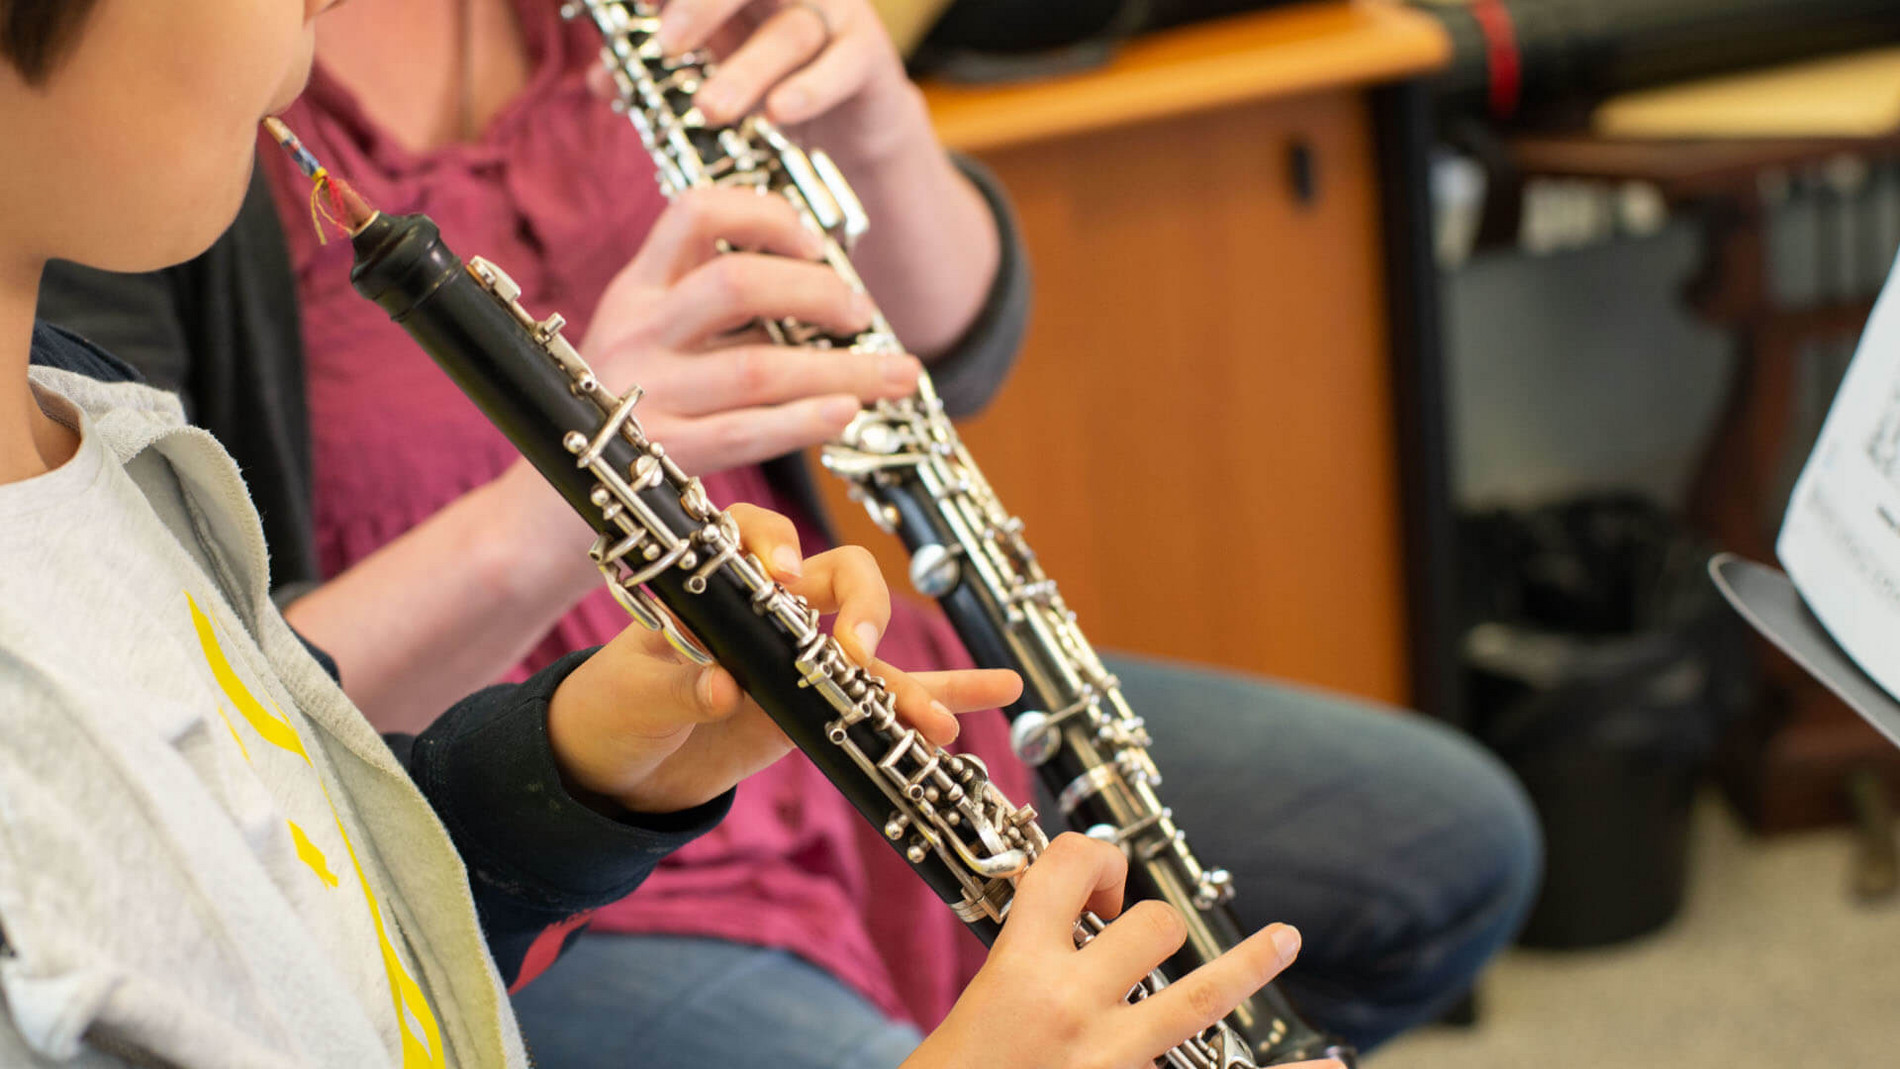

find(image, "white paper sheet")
[1711,555,1900,748]
[1779,253,1900,704]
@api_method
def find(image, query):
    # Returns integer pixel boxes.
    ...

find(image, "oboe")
[264,118,1260,1069]
[560,3,1352,1064]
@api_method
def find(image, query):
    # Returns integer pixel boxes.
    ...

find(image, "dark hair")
[1,0,100,84]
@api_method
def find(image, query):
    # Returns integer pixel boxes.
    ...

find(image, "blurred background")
[850,1,1900,1064]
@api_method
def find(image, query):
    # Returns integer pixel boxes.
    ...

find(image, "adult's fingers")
[635,187,824,287]
[1117,924,1302,1064]
[585,62,616,102]
[655,0,759,58]
[763,19,874,126]
[696,2,831,125]
[780,543,891,665]
[658,253,872,347]
[657,395,861,475]
[998,833,1130,953]
[657,345,918,418]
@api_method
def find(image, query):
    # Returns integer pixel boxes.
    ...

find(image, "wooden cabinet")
[819,2,1448,707]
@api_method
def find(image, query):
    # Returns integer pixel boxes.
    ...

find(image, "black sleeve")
[926,153,1033,418]
[37,263,193,400]
[27,323,147,385]
[384,650,731,990]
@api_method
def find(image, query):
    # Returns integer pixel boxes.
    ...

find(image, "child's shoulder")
[29,322,145,385]
[27,321,190,447]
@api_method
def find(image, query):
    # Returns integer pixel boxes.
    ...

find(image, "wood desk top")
[1511,132,1900,200]
[920,1,1451,152]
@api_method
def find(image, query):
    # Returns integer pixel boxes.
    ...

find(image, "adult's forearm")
[283,466,600,734]
[840,84,1000,359]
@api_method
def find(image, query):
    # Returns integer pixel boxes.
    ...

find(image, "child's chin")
[174,158,261,261]
[82,171,256,275]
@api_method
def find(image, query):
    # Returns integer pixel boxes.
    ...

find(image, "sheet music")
[1779,253,1900,704]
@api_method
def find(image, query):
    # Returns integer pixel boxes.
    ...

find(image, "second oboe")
[561,2,1352,1064]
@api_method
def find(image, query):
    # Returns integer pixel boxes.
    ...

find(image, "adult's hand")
[577,185,922,478]
[627,0,1002,356]
[654,0,919,167]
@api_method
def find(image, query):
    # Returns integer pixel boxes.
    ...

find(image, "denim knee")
[1282,719,1543,1050]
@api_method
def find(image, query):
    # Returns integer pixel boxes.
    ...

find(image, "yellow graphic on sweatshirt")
[191,601,307,759]
[210,702,251,761]
[289,821,341,889]
[188,594,446,1069]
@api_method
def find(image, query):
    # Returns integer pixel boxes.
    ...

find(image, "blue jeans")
[511,935,925,1069]
[1119,654,1541,1050]
[511,654,1541,1065]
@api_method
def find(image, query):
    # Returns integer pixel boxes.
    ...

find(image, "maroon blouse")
[262,0,1028,1028]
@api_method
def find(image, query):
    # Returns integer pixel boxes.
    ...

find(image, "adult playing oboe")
[37,0,1541,1064]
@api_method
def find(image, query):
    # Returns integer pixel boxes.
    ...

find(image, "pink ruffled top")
[261,0,1027,1027]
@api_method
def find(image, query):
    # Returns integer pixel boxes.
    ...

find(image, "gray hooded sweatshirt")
[0,333,724,1068]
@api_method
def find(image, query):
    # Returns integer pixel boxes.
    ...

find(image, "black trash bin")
[1460,495,1755,948]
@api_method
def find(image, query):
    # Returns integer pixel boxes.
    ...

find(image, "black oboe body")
[346,210,1031,934]
[340,206,1261,1069]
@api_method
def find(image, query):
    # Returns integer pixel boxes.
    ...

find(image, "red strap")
[1469,0,1523,121]
[509,910,596,994]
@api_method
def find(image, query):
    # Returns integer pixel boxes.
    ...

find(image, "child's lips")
[264,39,319,117]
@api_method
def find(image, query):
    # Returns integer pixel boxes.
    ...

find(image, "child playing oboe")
[0,2,1313,1067]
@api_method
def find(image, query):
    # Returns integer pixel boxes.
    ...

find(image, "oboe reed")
[262,116,378,241]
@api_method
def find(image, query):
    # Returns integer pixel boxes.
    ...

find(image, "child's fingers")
[1078,900,1188,994]
[782,544,891,664]
[546,629,749,804]
[904,667,1023,714]
[862,658,959,746]
[729,502,805,581]
[598,623,747,731]
[868,664,1023,746]
[1119,924,1302,1064]
[998,833,1130,953]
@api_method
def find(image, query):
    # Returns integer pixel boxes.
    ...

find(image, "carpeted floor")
[1374,792,1900,1068]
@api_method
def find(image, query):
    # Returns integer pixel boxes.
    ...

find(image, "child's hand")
[545,503,1020,815]
[906,834,1312,1069]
